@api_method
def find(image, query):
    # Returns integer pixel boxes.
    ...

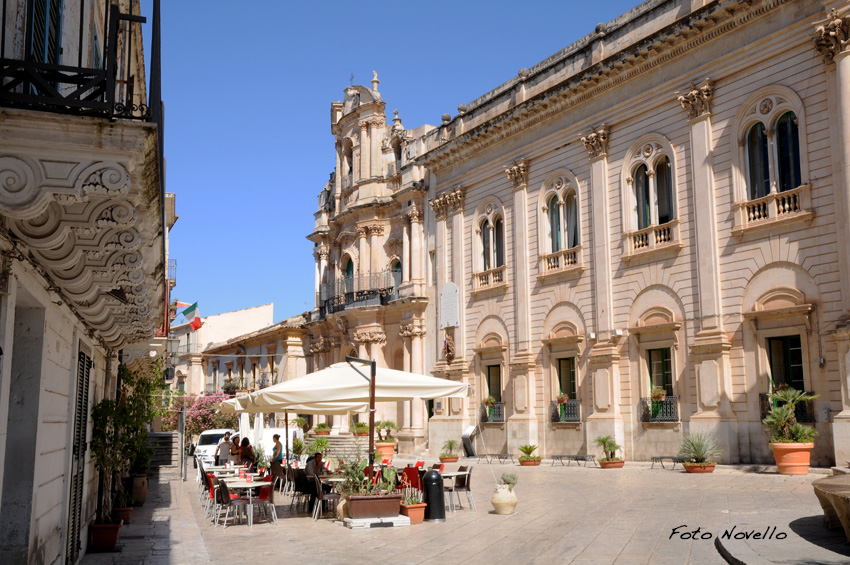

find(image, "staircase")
[306,434,373,461]
[147,432,182,480]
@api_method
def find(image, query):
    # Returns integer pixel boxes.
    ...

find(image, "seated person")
[305,452,331,511]
[239,437,257,473]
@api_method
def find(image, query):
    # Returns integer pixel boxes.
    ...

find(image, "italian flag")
[182,302,203,331]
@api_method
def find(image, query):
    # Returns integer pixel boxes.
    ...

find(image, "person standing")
[214,432,232,466]
[272,434,284,465]
[229,434,241,465]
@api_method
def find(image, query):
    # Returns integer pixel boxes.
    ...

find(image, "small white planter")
[491,484,517,515]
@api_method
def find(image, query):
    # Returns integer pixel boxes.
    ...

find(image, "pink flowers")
[161,391,237,437]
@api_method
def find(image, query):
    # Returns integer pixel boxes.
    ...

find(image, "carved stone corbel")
[814,8,850,64]
[505,158,529,190]
[677,79,714,119]
[580,125,609,158]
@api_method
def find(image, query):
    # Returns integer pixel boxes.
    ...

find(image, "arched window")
[343,256,354,293]
[776,112,801,193]
[655,156,673,225]
[391,139,402,175]
[494,217,505,268]
[747,122,770,199]
[565,192,578,249]
[390,259,402,287]
[634,164,651,230]
[342,138,354,187]
[548,194,561,253]
[481,219,491,271]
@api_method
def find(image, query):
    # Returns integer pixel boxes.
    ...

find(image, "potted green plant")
[313,422,332,435]
[292,416,310,434]
[292,437,305,460]
[594,435,624,468]
[678,432,722,473]
[483,395,496,420]
[353,421,369,436]
[398,476,427,524]
[375,420,398,460]
[763,387,819,475]
[650,386,667,402]
[338,455,402,519]
[221,379,238,397]
[518,444,542,466]
[440,439,460,463]
[89,397,129,550]
[491,473,518,515]
[304,437,329,457]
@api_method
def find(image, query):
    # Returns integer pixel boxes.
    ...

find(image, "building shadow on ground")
[788,515,850,558]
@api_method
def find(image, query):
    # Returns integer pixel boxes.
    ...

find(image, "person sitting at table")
[305,452,331,512]
[239,437,257,472]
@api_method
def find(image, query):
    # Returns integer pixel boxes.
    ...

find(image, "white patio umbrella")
[219,396,369,415]
[238,412,251,442]
[253,413,264,447]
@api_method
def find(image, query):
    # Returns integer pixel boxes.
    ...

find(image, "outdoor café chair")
[270,461,285,493]
[443,465,469,512]
[216,480,249,528]
[415,460,424,468]
[248,477,278,525]
[401,466,421,491]
[312,474,341,521]
[431,463,445,473]
[454,466,475,510]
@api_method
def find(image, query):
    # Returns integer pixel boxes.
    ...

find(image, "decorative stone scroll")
[677,79,714,119]
[399,323,427,338]
[814,8,850,63]
[430,185,465,219]
[580,125,609,158]
[505,158,529,190]
[309,336,331,354]
[405,207,422,223]
[353,330,387,344]
[367,224,385,236]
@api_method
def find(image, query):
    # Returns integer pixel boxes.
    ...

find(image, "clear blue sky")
[153,0,639,323]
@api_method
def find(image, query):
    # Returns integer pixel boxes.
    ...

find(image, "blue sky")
[155,0,639,323]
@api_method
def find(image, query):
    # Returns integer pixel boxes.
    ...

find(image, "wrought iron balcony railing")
[759,392,815,423]
[550,400,581,423]
[314,269,401,318]
[481,402,505,423]
[0,4,158,121]
[640,396,679,423]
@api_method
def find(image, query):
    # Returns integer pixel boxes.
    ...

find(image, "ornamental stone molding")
[429,185,465,219]
[677,79,714,119]
[399,323,426,338]
[814,8,850,63]
[309,336,331,354]
[580,125,609,158]
[505,158,529,190]
[353,329,387,344]
[0,147,162,348]
[367,224,385,236]
[356,225,368,238]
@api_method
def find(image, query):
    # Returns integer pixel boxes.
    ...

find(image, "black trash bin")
[422,469,446,522]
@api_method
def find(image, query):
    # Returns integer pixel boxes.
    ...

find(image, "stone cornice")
[429,185,465,219]
[813,7,850,64]
[415,0,790,171]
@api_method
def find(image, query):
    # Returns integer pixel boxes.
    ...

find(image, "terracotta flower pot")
[355,432,369,436]
[440,456,458,463]
[375,442,396,460]
[599,460,625,469]
[112,506,132,524]
[491,484,517,515]
[400,502,427,524]
[89,521,122,552]
[771,442,814,475]
[684,463,716,473]
[131,475,148,506]
[314,431,330,435]
[347,494,403,519]
[519,458,541,466]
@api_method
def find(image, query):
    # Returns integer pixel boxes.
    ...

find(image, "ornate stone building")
[309,0,850,466]
[0,1,168,561]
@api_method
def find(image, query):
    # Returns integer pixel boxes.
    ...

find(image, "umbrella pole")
[346,355,377,483]
[285,411,290,471]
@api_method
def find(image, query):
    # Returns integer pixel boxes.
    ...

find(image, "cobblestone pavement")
[84,461,850,564]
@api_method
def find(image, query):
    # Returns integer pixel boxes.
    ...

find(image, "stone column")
[450,201,466,358]
[371,119,381,178]
[506,159,532,358]
[334,141,342,210]
[402,220,410,283]
[677,79,736,459]
[369,225,383,276]
[580,125,625,453]
[319,247,328,286]
[357,226,368,279]
[402,331,412,429]
[832,326,850,464]
[411,325,426,432]
[313,250,321,301]
[360,122,370,180]
[815,6,850,316]
[409,207,423,284]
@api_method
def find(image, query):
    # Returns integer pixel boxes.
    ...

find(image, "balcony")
[759,392,815,423]
[733,184,813,236]
[640,396,679,423]
[473,265,507,293]
[167,259,177,290]
[539,245,583,281]
[481,402,505,423]
[550,400,581,423]
[623,220,682,262]
[0,5,156,121]
[314,269,400,320]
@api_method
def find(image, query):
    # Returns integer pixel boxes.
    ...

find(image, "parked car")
[193,428,236,468]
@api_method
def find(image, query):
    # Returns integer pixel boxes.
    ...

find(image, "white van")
[258,426,304,464]
[193,428,236,468]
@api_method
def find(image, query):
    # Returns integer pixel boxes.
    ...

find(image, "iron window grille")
[550,400,581,423]
[481,402,505,423]
[640,396,679,423]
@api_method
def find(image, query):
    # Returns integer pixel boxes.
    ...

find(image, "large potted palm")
[763,387,819,475]
[594,435,624,468]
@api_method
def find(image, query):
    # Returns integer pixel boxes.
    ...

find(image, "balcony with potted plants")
[481,397,505,423]
[550,393,581,426]
[640,388,679,423]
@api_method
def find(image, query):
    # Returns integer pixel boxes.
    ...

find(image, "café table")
[219,479,258,527]
[440,470,469,512]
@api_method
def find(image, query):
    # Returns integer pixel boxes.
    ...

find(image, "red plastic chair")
[401,467,421,490]
[381,458,391,465]
[414,460,425,468]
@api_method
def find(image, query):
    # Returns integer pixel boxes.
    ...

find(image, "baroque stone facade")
[309,0,850,466]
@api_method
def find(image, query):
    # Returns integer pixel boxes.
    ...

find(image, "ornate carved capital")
[356,225,368,238]
[367,224,385,236]
[505,158,529,190]
[353,330,387,344]
[429,185,465,219]
[677,79,713,119]
[405,207,422,223]
[318,247,330,260]
[580,125,609,158]
[814,8,850,64]
[400,322,427,338]
[309,336,331,354]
